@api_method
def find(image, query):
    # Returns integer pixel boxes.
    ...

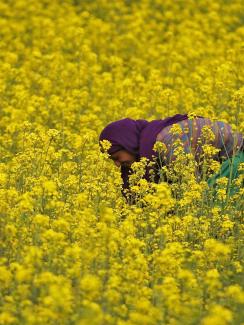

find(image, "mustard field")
[0,0,243,324]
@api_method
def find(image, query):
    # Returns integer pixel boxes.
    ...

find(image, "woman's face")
[110,150,136,168]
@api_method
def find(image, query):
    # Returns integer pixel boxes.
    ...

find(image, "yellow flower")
[42,180,57,194]
[99,139,112,153]
[204,239,231,262]
[169,124,183,136]
[153,141,167,154]
[33,214,50,228]
[80,275,102,300]
[0,266,12,289]
[225,285,244,304]
[0,312,17,325]
[201,305,232,325]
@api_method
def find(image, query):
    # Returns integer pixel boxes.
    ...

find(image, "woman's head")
[110,149,136,168]
[99,118,149,167]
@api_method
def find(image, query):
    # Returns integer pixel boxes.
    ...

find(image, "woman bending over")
[99,114,243,201]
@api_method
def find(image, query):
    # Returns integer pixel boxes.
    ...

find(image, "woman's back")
[156,117,243,165]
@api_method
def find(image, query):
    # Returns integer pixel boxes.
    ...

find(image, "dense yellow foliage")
[0,0,243,324]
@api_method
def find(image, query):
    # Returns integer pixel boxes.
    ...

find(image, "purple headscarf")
[99,114,202,195]
[99,118,149,157]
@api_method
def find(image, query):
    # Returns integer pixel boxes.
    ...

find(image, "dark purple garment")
[99,114,202,196]
[99,118,150,156]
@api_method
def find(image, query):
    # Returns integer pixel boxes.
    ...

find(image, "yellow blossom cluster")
[0,0,243,324]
